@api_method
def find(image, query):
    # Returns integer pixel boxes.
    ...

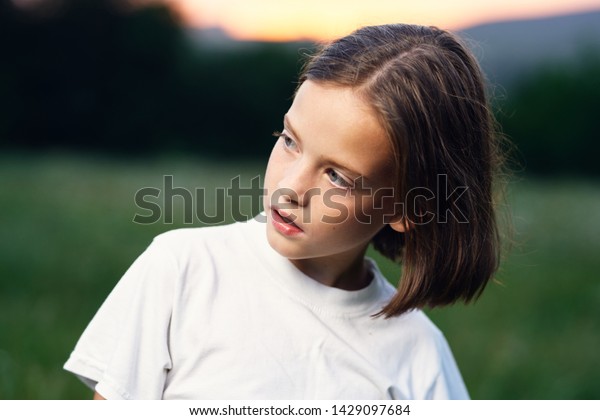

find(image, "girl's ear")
[388,216,410,233]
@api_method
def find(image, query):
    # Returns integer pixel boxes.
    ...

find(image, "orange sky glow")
[167,0,600,41]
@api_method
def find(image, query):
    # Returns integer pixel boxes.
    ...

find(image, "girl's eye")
[283,135,296,150]
[326,169,352,189]
[272,131,297,150]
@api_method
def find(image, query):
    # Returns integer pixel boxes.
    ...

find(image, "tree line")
[1,0,598,175]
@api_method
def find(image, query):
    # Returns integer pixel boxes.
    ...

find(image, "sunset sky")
[167,0,600,41]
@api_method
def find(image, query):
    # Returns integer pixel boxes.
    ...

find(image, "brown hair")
[299,24,505,317]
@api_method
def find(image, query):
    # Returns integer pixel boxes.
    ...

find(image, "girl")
[65,23,503,399]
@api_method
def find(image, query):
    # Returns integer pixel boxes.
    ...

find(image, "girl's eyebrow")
[283,114,371,184]
[283,114,302,143]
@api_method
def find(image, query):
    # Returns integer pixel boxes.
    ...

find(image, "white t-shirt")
[64,216,469,399]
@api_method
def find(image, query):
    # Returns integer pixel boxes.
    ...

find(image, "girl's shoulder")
[143,218,263,282]
[151,218,253,256]
[367,269,448,354]
[369,262,445,339]
[155,218,242,242]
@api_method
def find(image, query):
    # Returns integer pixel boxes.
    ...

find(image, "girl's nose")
[277,161,316,207]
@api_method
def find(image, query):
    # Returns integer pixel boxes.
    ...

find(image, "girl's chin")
[266,227,309,259]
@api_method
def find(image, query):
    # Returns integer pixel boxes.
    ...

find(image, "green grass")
[425,177,600,399]
[0,153,599,399]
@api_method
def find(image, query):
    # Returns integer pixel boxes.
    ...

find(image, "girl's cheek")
[318,194,355,225]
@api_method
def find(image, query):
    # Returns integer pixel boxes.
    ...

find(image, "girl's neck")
[288,246,372,291]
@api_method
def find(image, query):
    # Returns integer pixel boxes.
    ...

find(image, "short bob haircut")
[299,24,505,318]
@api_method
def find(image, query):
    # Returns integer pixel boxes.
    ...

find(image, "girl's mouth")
[270,207,304,236]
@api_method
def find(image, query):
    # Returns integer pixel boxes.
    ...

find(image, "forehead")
[287,81,394,185]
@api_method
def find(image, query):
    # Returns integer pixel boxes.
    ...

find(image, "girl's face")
[263,80,400,269]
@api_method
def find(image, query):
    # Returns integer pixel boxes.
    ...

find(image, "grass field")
[0,153,599,399]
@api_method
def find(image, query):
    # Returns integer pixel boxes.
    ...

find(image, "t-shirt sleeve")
[63,238,177,399]
[425,332,470,400]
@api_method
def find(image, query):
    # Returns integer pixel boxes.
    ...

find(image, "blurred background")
[0,0,599,399]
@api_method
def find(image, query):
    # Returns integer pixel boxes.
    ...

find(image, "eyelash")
[272,130,353,189]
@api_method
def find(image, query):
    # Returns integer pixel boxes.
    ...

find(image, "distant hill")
[459,9,600,86]
[187,9,600,87]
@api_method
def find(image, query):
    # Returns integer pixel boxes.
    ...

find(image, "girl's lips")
[270,207,304,236]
